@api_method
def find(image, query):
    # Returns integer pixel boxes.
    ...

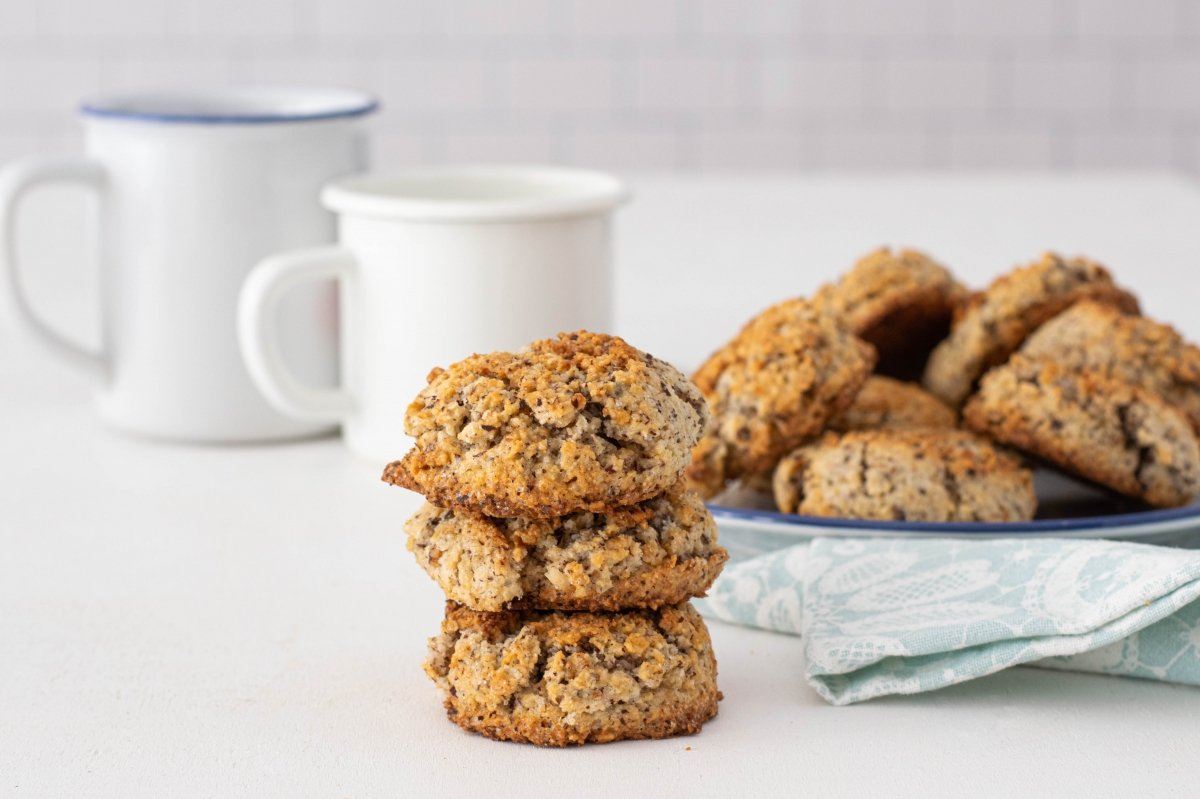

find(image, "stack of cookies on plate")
[932,254,1200,509]
[686,249,1041,522]
[384,331,729,746]
[688,247,1200,519]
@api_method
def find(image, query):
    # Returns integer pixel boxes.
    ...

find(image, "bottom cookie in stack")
[424,602,721,747]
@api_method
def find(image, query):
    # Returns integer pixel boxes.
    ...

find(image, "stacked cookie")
[384,331,728,746]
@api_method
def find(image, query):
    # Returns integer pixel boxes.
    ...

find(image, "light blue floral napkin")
[695,538,1200,705]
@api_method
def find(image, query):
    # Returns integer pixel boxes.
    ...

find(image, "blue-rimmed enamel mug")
[0,86,376,442]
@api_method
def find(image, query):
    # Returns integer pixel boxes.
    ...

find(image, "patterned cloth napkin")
[695,537,1200,705]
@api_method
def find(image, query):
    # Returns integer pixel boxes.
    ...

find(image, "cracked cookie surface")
[1020,300,1200,434]
[963,355,1200,508]
[772,429,1036,521]
[405,482,728,612]
[736,376,957,495]
[687,298,876,498]
[384,331,708,518]
[424,602,720,746]
[812,247,968,379]
[923,252,1139,407]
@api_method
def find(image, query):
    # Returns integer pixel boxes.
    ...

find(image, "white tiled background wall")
[2,0,1200,172]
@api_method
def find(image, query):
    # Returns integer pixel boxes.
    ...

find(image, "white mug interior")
[322,166,630,223]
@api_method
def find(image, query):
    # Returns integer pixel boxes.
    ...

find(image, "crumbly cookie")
[405,483,728,612]
[963,355,1200,508]
[384,331,708,518]
[687,298,876,497]
[812,247,968,378]
[923,252,1140,407]
[772,429,1036,521]
[829,376,958,433]
[424,602,720,747]
[1020,301,1200,434]
[734,377,956,496]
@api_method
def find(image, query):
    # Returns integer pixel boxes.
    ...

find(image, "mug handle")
[238,246,356,423]
[0,156,107,379]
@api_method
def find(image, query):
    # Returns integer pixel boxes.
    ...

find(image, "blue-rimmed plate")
[709,470,1200,560]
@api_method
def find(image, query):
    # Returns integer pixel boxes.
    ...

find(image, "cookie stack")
[384,331,729,747]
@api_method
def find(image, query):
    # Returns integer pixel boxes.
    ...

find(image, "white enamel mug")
[0,87,375,442]
[239,166,629,463]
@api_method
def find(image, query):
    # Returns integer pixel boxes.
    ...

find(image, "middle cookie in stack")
[385,331,728,746]
[405,483,725,612]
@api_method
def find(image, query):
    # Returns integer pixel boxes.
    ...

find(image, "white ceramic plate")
[710,469,1200,560]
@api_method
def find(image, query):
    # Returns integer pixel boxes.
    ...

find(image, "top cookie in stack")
[386,330,709,518]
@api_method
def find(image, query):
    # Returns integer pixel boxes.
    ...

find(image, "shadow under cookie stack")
[383,331,729,747]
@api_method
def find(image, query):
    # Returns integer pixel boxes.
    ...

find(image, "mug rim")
[80,86,378,125]
[321,166,630,223]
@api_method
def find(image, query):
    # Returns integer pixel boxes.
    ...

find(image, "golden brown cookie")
[384,331,707,518]
[963,355,1200,508]
[812,247,968,379]
[923,253,1139,407]
[734,376,957,496]
[424,602,720,747]
[405,482,728,612]
[772,429,1036,521]
[1020,301,1200,434]
[687,298,876,498]
[828,375,958,433]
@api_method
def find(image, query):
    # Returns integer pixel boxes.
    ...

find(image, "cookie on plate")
[963,355,1200,508]
[405,482,728,612]
[687,298,876,497]
[383,331,708,518]
[734,376,956,496]
[1020,300,1200,434]
[923,252,1140,407]
[828,375,957,433]
[812,247,968,379]
[772,429,1036,521]
[424,602,720,747]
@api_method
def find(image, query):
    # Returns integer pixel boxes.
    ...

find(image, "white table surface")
[4,172,1200,798]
